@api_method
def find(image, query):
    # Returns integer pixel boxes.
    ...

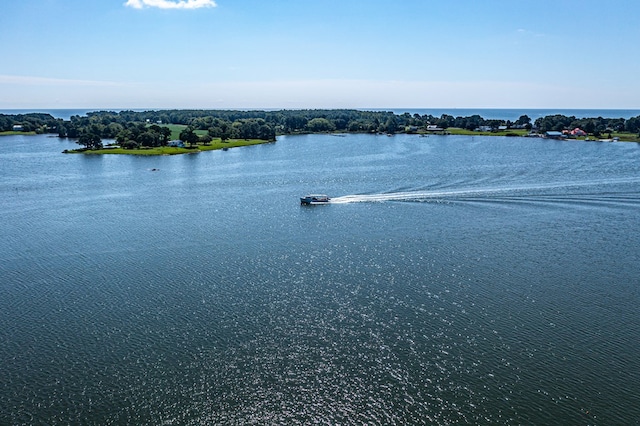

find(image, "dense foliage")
[0,113,63,133]
[533,114,640,135]
[3,110,640,150]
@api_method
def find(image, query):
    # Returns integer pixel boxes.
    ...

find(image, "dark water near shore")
[1,133,640,424]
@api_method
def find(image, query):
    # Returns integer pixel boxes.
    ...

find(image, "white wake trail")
[329,190,477,203]
[328,178,640,204]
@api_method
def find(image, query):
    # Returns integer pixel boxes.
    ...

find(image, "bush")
[122,140,139,149]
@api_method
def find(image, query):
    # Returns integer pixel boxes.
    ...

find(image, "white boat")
[300,194,330,205]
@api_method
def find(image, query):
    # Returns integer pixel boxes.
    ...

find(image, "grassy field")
[0,131,37,136]
[67,138,272,155]
[160,124,208,140]
[592,132,639,142]
[439,128,530,137]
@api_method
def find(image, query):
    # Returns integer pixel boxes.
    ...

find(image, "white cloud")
[125,0,216,9]
[124,0,216,9]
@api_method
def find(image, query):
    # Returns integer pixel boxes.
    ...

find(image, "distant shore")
[4,108,640,121]
[3,109,639,151]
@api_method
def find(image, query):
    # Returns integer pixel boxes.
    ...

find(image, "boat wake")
[330,188,516,204]
[329,179,640,206]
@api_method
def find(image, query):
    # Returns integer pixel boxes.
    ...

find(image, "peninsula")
[2,110,639,154]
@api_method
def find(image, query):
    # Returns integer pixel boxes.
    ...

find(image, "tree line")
[0,113,63,133]
[533,114,640,135]
[3,110,640,150]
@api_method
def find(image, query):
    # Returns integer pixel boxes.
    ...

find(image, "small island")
[2,109,640,154]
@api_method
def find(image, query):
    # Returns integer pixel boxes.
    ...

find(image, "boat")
[300,194,330,205]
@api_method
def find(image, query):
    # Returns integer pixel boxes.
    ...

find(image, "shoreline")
[62,138,272,155]
[442,128,639,142]
[3,130,636,155]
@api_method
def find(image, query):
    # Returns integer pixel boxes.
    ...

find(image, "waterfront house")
[545,131,565,139]
[12,125,24,131]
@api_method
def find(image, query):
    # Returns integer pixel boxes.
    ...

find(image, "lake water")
[1,133,640,424]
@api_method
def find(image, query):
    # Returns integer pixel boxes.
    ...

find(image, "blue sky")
[1,0,639,109]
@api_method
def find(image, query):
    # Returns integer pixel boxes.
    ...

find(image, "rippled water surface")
[1,133,640,424]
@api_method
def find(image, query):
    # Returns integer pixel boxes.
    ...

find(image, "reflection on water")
[1,133,639,424]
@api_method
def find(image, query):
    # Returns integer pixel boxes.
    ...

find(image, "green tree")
[179,127,199,147]
[57,124,68,138]
[138,131,158,147]
[77,133,102,150]
[103,122,124,138]
[516,115,531,126]
[259,124,276,141]
[116,129,132,144]
[160,127,171,146]
[220,122,231,142]
[307,118,335,132]
[625,116,640,133]
[383,116,399,133]
[584,120,595,135]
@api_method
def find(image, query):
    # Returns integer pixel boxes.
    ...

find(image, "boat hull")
[300,195,330,205]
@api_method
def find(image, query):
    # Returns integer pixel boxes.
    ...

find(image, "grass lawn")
[441,128,530,137]
[602,132,640,142]
[157,124,208,140]
[0,131,37,136]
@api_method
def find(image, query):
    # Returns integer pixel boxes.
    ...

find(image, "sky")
[1,0,639,109]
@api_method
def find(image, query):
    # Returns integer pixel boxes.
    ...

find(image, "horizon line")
[3,107,640,111]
